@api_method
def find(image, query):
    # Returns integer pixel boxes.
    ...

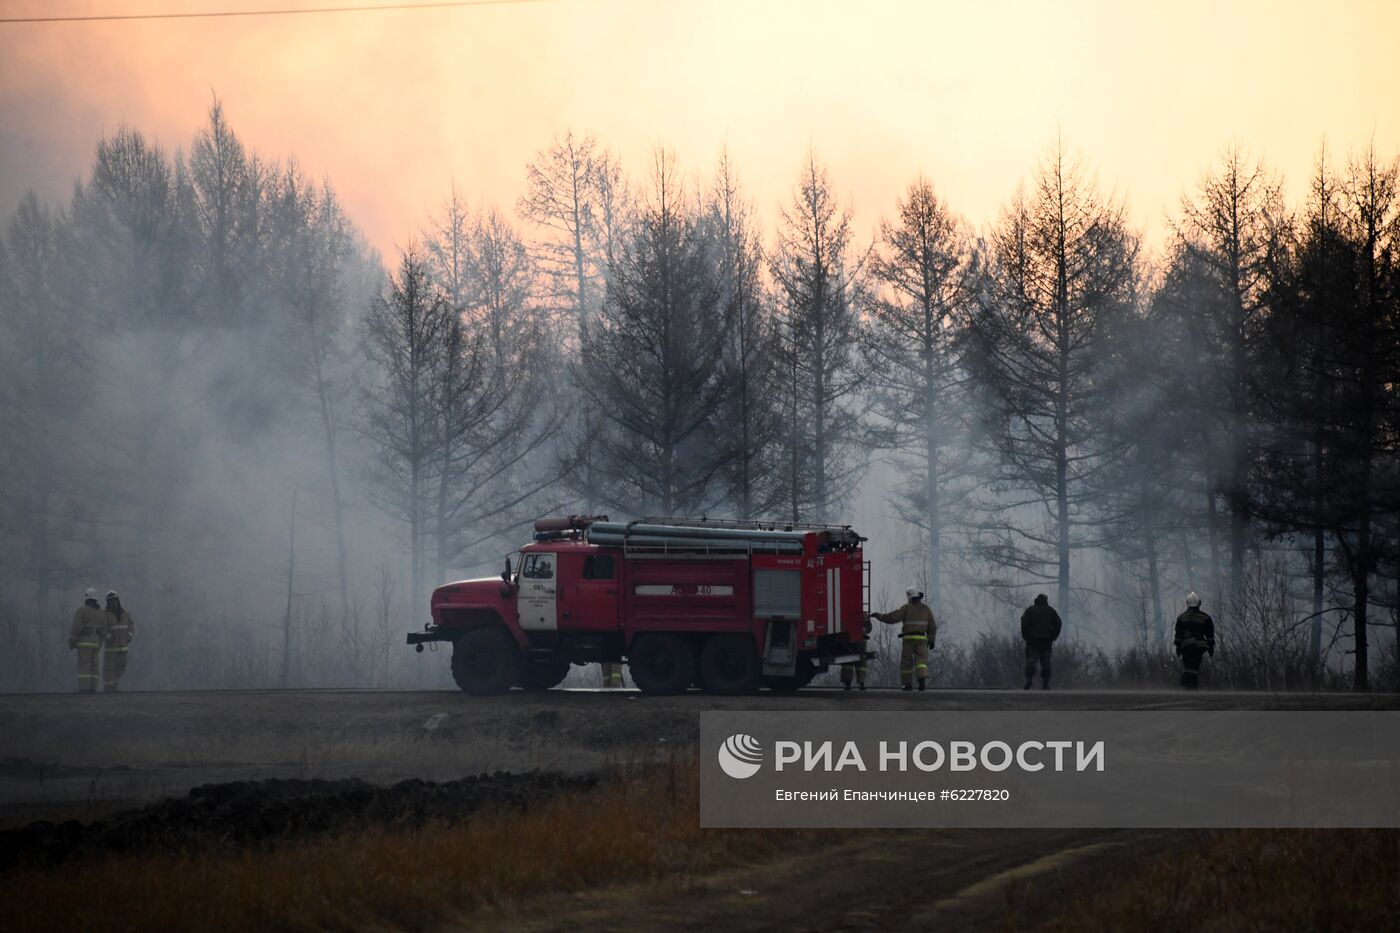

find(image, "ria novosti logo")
[715,735,1106,778]
[718,733,764,779]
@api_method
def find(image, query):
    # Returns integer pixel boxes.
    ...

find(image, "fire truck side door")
[518,552,558,631]
[572,552,620,631]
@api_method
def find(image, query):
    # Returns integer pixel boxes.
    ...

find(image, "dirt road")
[2,686,1392,810]
[498,827,1182,933]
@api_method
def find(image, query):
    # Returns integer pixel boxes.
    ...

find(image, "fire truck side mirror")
[502,557,513,584]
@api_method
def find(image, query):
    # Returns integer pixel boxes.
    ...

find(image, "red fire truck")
[408,516,871,694]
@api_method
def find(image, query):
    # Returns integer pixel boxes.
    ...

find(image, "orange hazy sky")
[1,0,1397,259]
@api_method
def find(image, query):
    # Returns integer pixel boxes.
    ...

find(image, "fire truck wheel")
[627,634,695,695]
[699,634,761,695]
[517,656,570,692]
[450,628,519,695]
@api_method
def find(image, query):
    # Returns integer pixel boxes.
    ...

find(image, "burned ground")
[0,771,597,874]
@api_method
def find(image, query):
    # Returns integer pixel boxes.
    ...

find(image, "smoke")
[1,90,1395,694]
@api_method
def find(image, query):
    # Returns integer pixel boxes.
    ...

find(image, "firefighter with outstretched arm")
[1174,591,1215,689]
[870,588,936,691]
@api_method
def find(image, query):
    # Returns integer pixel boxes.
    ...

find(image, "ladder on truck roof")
[584,518,864,556]
[614,540,797,558]
[863,558,872,619]
[641,515,862,536]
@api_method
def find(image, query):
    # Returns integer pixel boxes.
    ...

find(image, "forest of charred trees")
[0,101,1395,691]
[969,142,1139,616]
[862,177,981,615]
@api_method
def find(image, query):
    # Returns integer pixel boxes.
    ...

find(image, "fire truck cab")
[407,516,871,695]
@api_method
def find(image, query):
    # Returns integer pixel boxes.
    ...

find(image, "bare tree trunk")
[1352,460,1372,691]
[812,278,827,519]
[1228,241,1251,626]
[1229,402,1249,624]
[1310,518,1325,676]
[435,443,451,585]
[1180,527,1196,594]
[789,346,800,524]
[31,491,51,686]
[281,489,297,689]
[571,179,589,343]
[1055,216,1071,615]
[925,366,941,610]
[730,180,754,522]
[410,457,423,628]
[315,367,350,619]
[1056,424,1070,613]
[1344,153,1386,693]
[1140,474,1164,644]
[1308,187,1330,677]
[1309,420,1326,674]
[1205,482,1224,609]
[739,374,752,520]
[1350,308,1377,691]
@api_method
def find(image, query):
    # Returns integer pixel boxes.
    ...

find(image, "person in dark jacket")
[1020,594,1062,690]
[1173,591,1215,689]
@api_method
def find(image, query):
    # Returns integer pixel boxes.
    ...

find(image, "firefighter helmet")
[1185,591,1202,608]
[106,590,119,600]
[84,588,98,600]
[905,587,924,601]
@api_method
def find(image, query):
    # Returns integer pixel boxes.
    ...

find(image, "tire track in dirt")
[490,829,1177,933]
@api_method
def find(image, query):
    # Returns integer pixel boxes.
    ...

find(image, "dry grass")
[1043,829,1400,933]
[12,767,1393,932]
[0,757,805,933]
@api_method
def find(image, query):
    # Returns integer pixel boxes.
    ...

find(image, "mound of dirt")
[0,770,597,874]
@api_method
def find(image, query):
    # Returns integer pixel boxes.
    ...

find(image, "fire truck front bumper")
[407,626,457,652]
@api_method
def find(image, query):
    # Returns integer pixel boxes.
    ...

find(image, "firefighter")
[1020,593,1062,690]
[1174,592,1215,689]
[68,588,106,693]
[103,590,136,692]
[600,662,624,688]
[840,616,873,691]
[871,588,936,691]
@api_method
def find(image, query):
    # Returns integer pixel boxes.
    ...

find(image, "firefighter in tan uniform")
[68,588,106,693]
[840,617,872,691]
[600,662,624,688]
[103,590,136,692]
[871,588,936,691]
